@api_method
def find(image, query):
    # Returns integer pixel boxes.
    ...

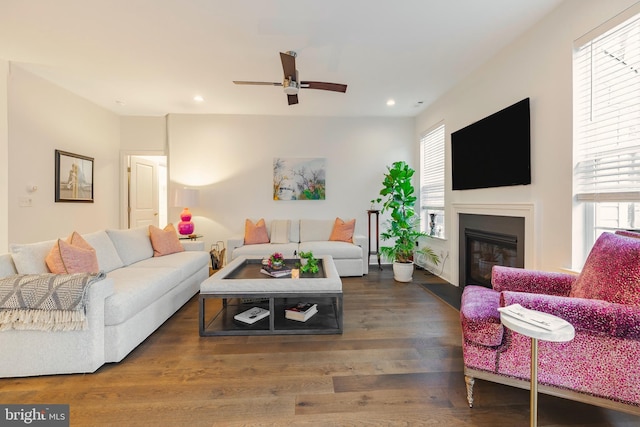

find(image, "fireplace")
[459,214,525,289]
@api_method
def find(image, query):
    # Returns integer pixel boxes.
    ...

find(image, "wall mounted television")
[451,98,531,191]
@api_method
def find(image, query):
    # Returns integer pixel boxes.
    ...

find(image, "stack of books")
[260,265,292,278]
[234,307,270,324]
[285,302,318,322]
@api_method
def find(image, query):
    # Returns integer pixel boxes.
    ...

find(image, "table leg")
[530,337,538,427]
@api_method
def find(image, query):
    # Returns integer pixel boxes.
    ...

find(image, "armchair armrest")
[492,265,575,296]
[501,290,640,339]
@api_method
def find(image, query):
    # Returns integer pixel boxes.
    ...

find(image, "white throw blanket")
[0,272,106,331]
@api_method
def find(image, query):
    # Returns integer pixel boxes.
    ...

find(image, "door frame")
[119,150,166,229]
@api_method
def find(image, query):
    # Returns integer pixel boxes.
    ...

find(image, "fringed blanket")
[0,271,106,331]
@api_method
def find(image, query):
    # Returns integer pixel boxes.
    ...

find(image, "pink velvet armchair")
[460,231,640,415]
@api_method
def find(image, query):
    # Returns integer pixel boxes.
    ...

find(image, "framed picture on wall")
[55,150,94,203]
[273,157,326,201]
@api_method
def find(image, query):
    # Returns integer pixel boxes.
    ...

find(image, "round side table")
[500,308,575,427]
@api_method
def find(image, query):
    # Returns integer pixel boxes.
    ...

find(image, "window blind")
[574,12,640,202]
[420,124,445,209]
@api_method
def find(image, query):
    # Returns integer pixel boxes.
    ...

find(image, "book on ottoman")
[285,302,318,322]
[234,307,270,324]
[260,265,292,278]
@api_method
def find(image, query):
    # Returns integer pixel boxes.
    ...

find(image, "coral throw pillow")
[329,217,355,243]
[570,232,640,306]
[149,224,184,257]
[46,232,99,274]
[244,218,269,245]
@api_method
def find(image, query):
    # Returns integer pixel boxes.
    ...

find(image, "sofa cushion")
[9,239,57,274]
[329,217,355,243]
[104,267,181,325]
[244,218,269,245]
[45,232,99,274]
[0,254,17,277]
[571,232,640,306]
[149,224,184,257]
[106,227,153,266]
[300,219,334,242]
[233,242,299,260]
[270,220,290,244]
[130,251,209,282]
[82,230,125,273]
[298,241,362,259]
[460,285,504,347]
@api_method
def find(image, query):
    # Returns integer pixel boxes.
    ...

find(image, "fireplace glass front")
[465,229,518,288]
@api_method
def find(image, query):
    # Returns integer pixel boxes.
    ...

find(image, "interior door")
[129,156,159,228]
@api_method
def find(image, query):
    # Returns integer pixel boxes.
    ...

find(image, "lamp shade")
[173,188,199,208]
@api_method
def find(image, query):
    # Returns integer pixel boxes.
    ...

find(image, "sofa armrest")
[182,241,204,251]
[500,290,640,339]
[352,234,367,250]
[492,265,575,296]
[227,238,244,263]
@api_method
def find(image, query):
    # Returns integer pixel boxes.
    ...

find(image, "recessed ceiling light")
[193,95,204,102]
[386,99,396,106]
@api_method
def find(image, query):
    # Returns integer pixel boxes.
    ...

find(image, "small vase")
[271,261,284,270]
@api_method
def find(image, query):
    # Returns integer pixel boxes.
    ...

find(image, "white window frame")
[420,123,445,239]
[573,5,640,266]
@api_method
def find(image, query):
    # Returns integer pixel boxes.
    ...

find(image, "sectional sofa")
[0,226,209,378]
[228,219,368,276]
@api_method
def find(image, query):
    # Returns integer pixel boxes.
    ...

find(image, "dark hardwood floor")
[1,269,638,426]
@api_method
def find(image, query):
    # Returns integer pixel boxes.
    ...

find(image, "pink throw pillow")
[46,232,99,274]
[570,232,640,306]
[149,224,184,257]
[244,218,269,245]
[329,217,355,243]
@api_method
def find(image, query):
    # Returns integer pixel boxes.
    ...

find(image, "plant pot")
[393,261,414,282]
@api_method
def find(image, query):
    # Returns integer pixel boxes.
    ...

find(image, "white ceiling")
[0,0,564,117]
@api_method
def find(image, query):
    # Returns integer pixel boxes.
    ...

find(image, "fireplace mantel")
[451,203,535,286]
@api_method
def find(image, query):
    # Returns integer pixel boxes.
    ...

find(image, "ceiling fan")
[233,51,347,105]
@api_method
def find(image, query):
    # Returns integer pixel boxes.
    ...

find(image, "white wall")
[0,60,8,250]
[415,0,639,284]
[167,114,415,253]
[120,116,166,151]
[6,66,121,245]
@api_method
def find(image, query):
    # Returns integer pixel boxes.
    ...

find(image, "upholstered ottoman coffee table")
[199,255,343,336]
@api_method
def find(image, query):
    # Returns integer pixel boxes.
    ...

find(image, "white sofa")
[0,227,209,378]
[228,219,368,276]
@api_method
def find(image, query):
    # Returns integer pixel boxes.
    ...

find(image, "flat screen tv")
[451,98,531,190]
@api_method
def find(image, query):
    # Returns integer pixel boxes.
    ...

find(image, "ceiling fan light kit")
[233,51,347,105]
[283,77,299,95]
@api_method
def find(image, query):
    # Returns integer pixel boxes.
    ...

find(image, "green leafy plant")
[376,161,439,265]
[298,251,319,274]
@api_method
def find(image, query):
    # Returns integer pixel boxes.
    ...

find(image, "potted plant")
[298,251,320,274]
[374,161,439,282]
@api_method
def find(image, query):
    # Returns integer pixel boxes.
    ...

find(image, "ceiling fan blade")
[300,81,347,93]
[287,94,299,105]
[233,81,282,86]
[280,52,297,80]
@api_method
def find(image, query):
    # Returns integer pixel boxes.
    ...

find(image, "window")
[420,124,445,238]
[574,8,640,262]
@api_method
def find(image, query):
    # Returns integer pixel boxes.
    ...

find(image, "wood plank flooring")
[1,269,639,426]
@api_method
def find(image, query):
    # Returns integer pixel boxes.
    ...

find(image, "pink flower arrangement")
[268,252,285,268]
